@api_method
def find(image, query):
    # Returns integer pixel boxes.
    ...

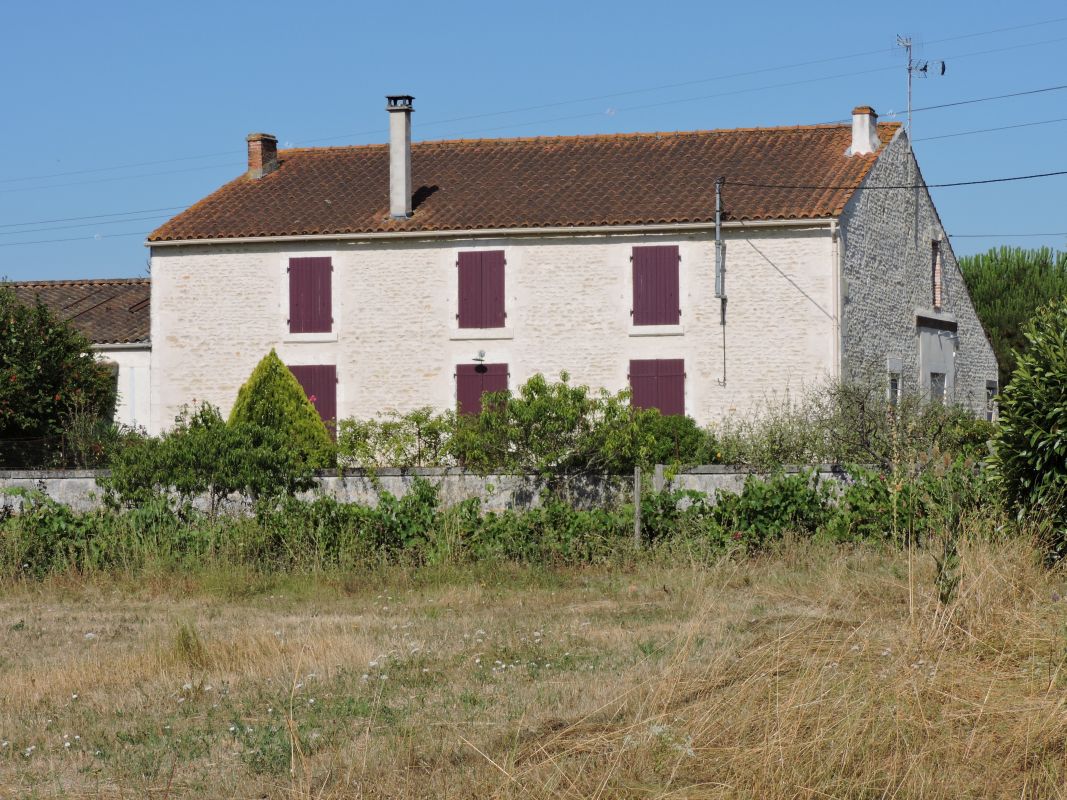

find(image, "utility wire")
[949,231,1067,238]
[0,231,149,248]
[726,169,1067,191]
[915,116,1067,141]
[5,15,1067,183]
[0,214,172,237]
[0,205,187,230]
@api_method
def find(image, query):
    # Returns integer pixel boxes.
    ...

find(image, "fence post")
[653,463,665,493]
[633,465,642,549]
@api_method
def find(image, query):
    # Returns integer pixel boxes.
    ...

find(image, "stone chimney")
[847,106,880,156]
[386,95,414,219]
[246,133,278,179]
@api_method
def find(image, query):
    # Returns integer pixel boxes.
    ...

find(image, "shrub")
[104,402,317,515]
[0,287,117,467]
[337,407,453,471]
[990,298,1067,557]
[713,471,835,550]
[711,380,994,471]
[228,349,334,469]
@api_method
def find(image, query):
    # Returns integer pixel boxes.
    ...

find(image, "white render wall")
[95,346,151,431]
[148,226,838,433]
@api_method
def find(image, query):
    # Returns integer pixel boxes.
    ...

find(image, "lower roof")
[3,278,150,345]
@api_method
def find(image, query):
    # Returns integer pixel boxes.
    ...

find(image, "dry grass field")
[2,537,1067,798]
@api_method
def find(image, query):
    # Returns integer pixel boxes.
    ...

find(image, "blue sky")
[1,0,1065,281]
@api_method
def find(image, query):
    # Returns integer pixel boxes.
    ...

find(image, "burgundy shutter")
[458,251,505,329]
[456,363,508,415]
[629,359,659,410]
[289,364,338,435]
[457,252,481,328]
[629,358,685,415]
[656,359,685,416]
[632,245,680,326]
[289,257,332,333]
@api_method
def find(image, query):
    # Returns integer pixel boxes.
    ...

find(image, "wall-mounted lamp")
[472,349,486,363]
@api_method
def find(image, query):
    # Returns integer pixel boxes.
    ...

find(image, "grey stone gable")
[837,129,998,414]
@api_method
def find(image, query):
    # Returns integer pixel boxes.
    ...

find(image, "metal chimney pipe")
[386,95,414,219]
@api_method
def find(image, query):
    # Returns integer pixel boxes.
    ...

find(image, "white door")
[919,327,956,403]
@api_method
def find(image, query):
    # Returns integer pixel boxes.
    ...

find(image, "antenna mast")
[897,34,946,152]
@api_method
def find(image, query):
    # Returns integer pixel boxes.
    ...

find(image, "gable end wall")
[838,131,998,412]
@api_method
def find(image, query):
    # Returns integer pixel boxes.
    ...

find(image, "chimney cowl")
[246,133,278,179]
[847,106,880,156]
[387,95,414,219]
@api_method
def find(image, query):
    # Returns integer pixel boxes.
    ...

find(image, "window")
[929,372,946,404]
[288,364,338,435]
[629,359,685,416]
[456,363,508,415]
[632,245,680,326]
[289,257,333,334]
[457,251,505,329]
[986,380,999,422]
[931,240,943,311]
[888,373,901,407]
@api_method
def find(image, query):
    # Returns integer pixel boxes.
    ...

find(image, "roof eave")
[147,217,838,248]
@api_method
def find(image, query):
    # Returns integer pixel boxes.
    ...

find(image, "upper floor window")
[289,257,333,333]
[931,240,943,311]
[458,251,506,329]
[632,245,680,326]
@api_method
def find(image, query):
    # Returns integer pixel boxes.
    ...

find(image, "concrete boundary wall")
[0,466,850,514]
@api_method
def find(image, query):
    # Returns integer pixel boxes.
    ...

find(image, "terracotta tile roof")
[149,122,901,242]
[2,278,150,344]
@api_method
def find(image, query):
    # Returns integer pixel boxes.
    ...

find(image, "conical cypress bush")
[228,349,334,469]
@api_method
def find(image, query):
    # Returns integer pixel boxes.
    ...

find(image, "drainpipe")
[714,177,727,386]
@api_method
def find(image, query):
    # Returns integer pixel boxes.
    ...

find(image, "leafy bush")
[228,349,335,469]
[337,407,453,471]
[337,373,715,475]
[713,471,835,550]
[990,299,1067,557]
[104,402,317,515]
[0,287,117,467]
[712,380,994,471]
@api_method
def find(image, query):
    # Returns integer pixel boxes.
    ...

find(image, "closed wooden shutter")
[456,363,508,415]
[289,364,338,435]
[628,358,685,416]
[457,251,505,328]
[632,245,680,326]
[289,257,333,333]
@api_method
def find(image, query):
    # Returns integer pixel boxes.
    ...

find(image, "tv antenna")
[896,35,947,151]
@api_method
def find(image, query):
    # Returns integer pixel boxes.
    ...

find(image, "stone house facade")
[142,99,997,434]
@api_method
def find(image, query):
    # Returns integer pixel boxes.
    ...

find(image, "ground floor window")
[288,364,338,435]
[456,363,508,415]
[628,359,685,416]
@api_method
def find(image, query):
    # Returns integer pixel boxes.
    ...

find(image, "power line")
[905,83,1067,115]
[0,205,188,230]
[915,116,1067,141]
[949,232,1067,238]
[0,214,173,237]
[0,231,150,249]
[5,14,1067,183]
[726,169,1067,191]
[0,162,236,195]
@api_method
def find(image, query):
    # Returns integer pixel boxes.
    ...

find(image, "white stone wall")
[95,346,150,431]
[839,130,999,412]
[149,226,838,433]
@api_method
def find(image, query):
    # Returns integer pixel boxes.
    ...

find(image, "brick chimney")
[847,106,880,156]
[246,132,278,179]
[386,95,414,218]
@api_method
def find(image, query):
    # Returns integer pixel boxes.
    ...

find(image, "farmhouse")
[141,99,995,431]
[4,278,151,430]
